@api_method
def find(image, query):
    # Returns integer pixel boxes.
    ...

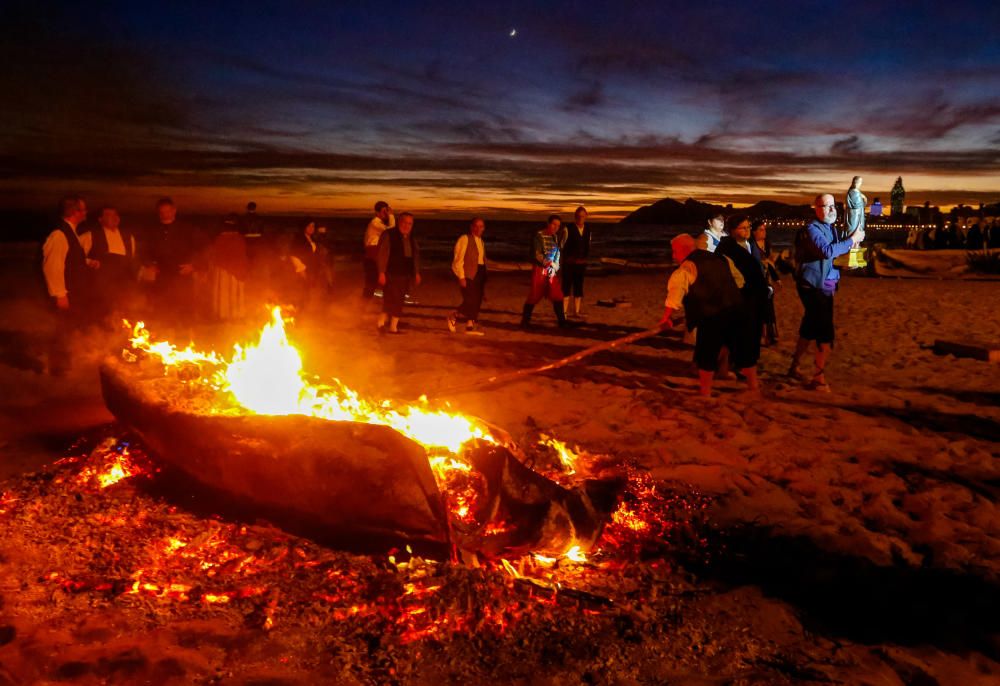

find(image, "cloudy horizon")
[2,0,998,219]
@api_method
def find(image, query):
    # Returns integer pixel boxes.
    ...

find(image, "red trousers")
[525,266,564,304]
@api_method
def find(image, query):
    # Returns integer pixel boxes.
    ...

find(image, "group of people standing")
[663,191,864,396]
[42,187,864,396]
[360,201,592,335]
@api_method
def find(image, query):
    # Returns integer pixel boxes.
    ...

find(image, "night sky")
[2,0,999,218]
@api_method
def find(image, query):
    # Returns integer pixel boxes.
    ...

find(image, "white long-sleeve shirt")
[364,214,395,247]
[451,234,485,280]
[101,226,135,256]
[42,221,92,298]
[664,256,744,310]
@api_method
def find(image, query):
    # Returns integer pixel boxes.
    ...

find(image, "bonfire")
[102,307,622,560]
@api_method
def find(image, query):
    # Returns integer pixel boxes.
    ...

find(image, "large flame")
[128,308,492,455]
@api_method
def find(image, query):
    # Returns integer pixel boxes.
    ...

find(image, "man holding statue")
[788,193,865,391]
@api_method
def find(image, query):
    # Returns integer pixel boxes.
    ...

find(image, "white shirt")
[42,221,92,298]
[102,226,132,256]
[703,229,725,253]
[664,256,744,310]
[451,234,485,280]
[364,214,395,247]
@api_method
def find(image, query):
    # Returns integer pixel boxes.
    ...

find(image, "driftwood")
[101,356,452,553]
[933,339,1000,363]
[431,325,668,398]
[100,356,621,558]
[457,441,623,557]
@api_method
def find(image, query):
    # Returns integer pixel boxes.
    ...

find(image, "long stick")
[429,324,668,399]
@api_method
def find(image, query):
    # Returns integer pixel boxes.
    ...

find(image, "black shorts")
[561,262,587,297]
[797,285,835,345]
[694,308,757,372]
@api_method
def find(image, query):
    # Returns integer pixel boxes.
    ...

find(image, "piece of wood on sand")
[933,339,1000,363]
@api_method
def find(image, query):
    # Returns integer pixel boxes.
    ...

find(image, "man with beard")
[788,193,865,391]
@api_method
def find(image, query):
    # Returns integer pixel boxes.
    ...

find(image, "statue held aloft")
[845,176,867,237]
[837,176,868,269]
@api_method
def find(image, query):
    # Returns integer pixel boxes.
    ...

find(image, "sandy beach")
[0,259,998,684]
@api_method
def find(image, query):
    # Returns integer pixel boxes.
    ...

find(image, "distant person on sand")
[521,214,569,329]
[240,201,263,236]
[289,218,326,314]
[42,195,98,375]
[376,212,420,334]
[717,215,769,365]
[86,206,138,322]
[142,198,205,325]
[208,214,248,321]
[700,212,726,252]
[659,233,758,397]
[560,206,591,318]
[788,193,865,391]
[749,218,780,345]
[447,217,487,335]
[363,201,394,299]
[965,221,984,250]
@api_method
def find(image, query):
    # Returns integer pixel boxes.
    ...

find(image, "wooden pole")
[430,324,669,399]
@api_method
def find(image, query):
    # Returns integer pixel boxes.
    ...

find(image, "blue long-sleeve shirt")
[795,220,854,294]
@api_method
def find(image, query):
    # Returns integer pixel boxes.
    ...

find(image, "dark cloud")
[831,136,863,155]
[563,81,606,111]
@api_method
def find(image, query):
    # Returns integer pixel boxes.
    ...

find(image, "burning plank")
[100,356,453,552]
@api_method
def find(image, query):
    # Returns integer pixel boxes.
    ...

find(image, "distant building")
[890,177,906,216]
[870,197,883,217]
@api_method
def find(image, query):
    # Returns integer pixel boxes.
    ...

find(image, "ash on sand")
[1,264,999,684]
[0,430,739,685]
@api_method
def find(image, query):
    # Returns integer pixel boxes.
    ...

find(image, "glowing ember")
[0,491,15,515]
[73,441,147,490]
[539,434,579,475]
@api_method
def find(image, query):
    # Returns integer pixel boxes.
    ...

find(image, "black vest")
[562,223,590,260]
[57,221,89,297]
[683,249,742,329]
[384,228,417,277]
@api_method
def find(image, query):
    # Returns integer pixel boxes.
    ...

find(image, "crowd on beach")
[39,182,877,395]
[905,216,999,251]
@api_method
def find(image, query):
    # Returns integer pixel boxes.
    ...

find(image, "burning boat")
[100,308,621,559]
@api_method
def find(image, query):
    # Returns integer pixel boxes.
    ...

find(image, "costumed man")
[659,233,759,397]
[447,217,487,335]
[363,200,394,299]
[86,206,138,323]
[41,195,98,375]
[521,214,569,329]
[788,193,865,391]
[376,212,420,334]
[561,205,591,318]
